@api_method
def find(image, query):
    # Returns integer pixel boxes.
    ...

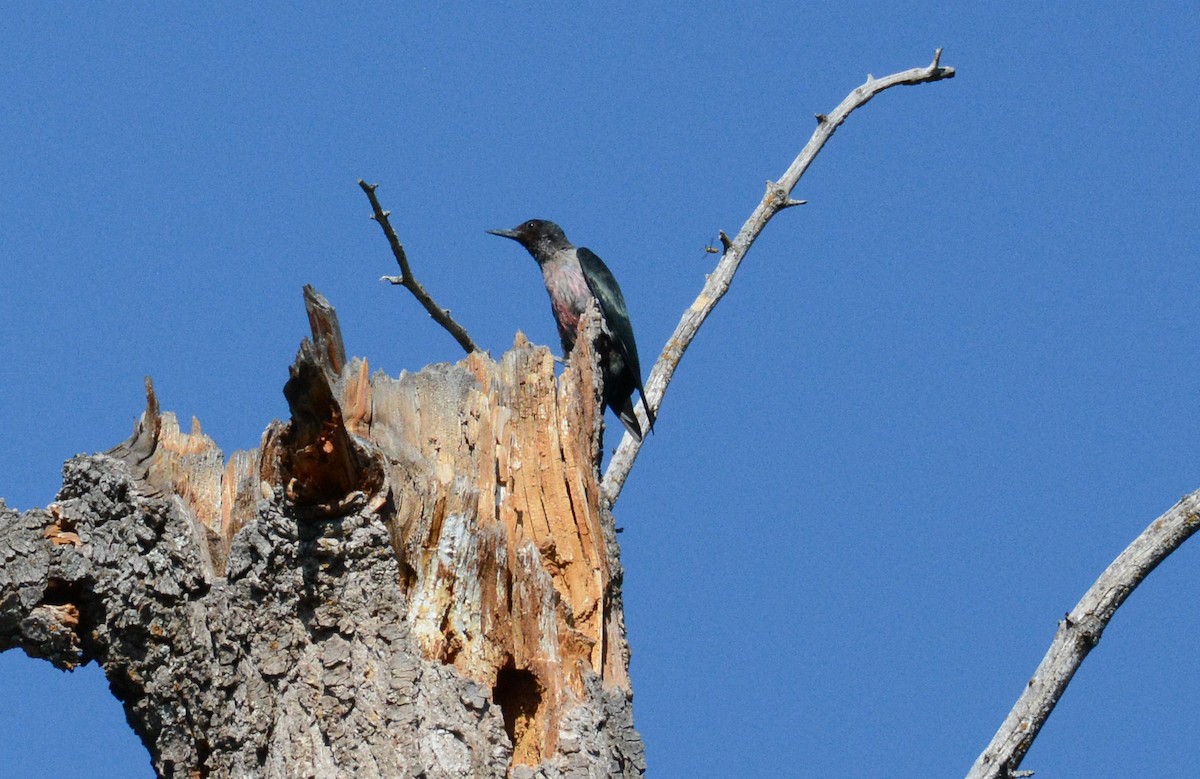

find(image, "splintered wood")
[108,288,629,768]
[376,330,614,766]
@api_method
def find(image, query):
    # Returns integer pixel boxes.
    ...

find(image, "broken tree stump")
[0,286,644,778]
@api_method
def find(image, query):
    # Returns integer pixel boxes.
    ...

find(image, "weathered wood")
[967,490,1200,779]
[0,288,643,778]
[601,48,957,501]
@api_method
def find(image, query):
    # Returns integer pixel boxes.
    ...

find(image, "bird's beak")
[487,228,521,241]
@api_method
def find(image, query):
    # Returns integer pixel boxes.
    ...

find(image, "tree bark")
[0,287,643,778]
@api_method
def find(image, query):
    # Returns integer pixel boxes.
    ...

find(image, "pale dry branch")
[967,490,1200,779]
[358,179,481,354]
[601,49,956,503]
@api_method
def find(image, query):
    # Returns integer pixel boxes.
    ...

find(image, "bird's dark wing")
[576,247,639,372]
[577,247,655,432]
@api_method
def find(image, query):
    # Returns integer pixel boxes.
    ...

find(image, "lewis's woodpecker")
[487,219,655,441]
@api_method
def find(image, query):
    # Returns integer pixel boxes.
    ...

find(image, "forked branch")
[358,180,480,354]
[601,49,956,502]
[967,490,1200,779]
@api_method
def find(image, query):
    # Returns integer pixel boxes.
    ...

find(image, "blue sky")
[3,4,1199,777]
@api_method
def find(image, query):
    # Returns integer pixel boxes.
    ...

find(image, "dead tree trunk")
[0,287,643,778]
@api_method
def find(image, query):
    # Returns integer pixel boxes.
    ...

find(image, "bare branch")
[967,490,1200,779]
[357,180,481,354]
[600,49,956,503]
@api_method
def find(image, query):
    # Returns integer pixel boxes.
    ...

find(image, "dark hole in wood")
[492,658,543,762]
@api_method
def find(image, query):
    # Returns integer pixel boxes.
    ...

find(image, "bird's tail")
[639,387,656,435]
[615,393,654,442]
[614,397,643,441]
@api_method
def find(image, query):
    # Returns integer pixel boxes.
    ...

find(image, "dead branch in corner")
[966,490,1200,779]
[358,179,481,354]
[601,48,956,504]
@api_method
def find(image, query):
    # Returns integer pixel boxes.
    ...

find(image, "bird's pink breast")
[542,261,592,347]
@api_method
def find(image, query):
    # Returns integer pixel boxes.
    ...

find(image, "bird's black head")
[487,219,571,256]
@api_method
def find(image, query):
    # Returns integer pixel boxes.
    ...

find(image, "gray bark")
[0,289,644,778]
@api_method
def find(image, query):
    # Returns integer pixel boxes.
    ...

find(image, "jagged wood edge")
[358,179,481,355]
[966,490,1200,779]
[600,48,956,504]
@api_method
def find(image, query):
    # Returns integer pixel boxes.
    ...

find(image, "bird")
[487,219,655,441]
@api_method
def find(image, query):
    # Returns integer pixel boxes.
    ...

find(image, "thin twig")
[966,490,1200,779]
[357,180,480,354]
[600,49,956,503]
